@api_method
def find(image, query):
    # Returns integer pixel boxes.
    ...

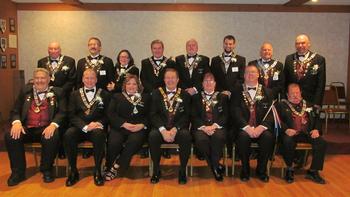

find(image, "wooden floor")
[0,152,349,197]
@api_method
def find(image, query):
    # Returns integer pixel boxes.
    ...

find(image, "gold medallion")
[34,106,41,113]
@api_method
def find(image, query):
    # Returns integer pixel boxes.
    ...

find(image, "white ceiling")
[11,0,350,5]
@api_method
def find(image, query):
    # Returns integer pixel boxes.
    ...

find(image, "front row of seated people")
[5,64,326,187]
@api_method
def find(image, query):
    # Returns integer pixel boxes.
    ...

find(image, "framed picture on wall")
[9,18,15,33]
[0,37,7,52]
[1,54,7,68]
[0,18,6,34]
[10,54,16,68]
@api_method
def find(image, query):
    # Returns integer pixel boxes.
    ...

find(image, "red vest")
[292,113,309,134]
[26,99,50,128]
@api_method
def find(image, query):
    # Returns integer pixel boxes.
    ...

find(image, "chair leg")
[148,149,153,177]
[303,150,309,167]
[232,145,235,177]
[55,156,59,176]
[325,113,328,134]
[190,146,193,177]
[224,146,228,177]
[33,148,38,170]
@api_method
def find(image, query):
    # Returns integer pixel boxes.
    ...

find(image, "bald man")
[175,39,210,95]
[38,41,76,95]
[284,34,326,108]
[249,42,284,100]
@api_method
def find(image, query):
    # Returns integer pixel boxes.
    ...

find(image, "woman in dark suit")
[105,74,150,181]
[107,49,139,92]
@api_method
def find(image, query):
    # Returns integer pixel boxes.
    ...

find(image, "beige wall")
[18,11,349,84]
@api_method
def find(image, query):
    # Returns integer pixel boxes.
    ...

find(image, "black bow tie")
[298,54,305,58]
[224,55,231,57]
[167,91,176,95]
[50,60,58,63]
[90,56,99,60]
[247,87,256,91]
[204,92,213,96]
[37,91,47,95]
[86,89,95,93]
[187,54,196,59]
[153,57,163,61]
[262,59,270,63]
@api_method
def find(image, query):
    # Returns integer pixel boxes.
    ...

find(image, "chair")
[231,142,278,177]
[24,143,59,175]
[280,143,312,178]
[321,85,350,134]
[148,143,193,176]
[330,82,347,105]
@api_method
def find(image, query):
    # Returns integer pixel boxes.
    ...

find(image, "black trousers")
[4,127,60,175]
[64,127,106,172]
[236,130,274,174]
[193,128,226,169]
[281,132,327,170]
[106,128,146,171]
[148,128,192,173]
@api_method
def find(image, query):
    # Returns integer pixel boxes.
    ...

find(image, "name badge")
[100,70,106,75]
[232,67,239,72]
[273,72,279,81]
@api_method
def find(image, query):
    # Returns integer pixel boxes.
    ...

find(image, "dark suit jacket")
[140,57,177,93]
[76,55,115,91]
[10,85,66,127]
[150,87,190,130]
[113,64,139,93]
[108,93,150,130]
[191,92,228,130]
[210,54,246,92]
[175,54,210,92]
[68,88,110,130]
[284,52,326,106]
[230,84,274,132]
[276,100,321,134]
[249,59,284,99]
[37,55,76,94]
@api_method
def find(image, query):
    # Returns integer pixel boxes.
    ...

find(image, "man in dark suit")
[140,39,177,94]
[249,42,284,100]
[38,41,76,159]
[284,34,326,108]
[37,41,76,95]
[149,68,192,184]
[231,64,275,182]
[76,37,115,92]
[211,35,246,96]
[191,72,228,181]
[4,68,66,186]
[175,39,210,96]
[64,68,110,187]
[277,83,326,184]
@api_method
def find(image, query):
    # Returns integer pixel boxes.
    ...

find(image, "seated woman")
[105,74,150,181]
[107,49,139,92]
[191,72,228,181]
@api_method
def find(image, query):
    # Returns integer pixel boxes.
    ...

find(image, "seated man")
[231,63,275,182]
[5,68,66,186]
[191,72,228,181]
[64,68,110,187]
[149,68,191,184]
[277,83,327,184]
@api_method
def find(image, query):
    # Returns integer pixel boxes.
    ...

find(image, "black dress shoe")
[43,171,55,183]
[66,171,80,187]
[217,164,225,175]
[240,172,250,182]
[94,171,104,186]
[162,149,171,159]
[212,168,224,182]
[7,173,26,186]
[178,170,187,185]
[305,170,326,184]
[285,169,294,183]
[256,171,269,182]
[150,171,161,184]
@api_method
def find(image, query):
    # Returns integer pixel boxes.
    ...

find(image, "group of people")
[5,34,327,187]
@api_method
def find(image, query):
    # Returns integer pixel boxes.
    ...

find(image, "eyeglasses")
[203,80,215,84]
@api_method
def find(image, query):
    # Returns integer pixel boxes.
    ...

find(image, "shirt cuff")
[82,125,88,133]
[242,125,250,131]
[51,122,59,128]
[193,87,198,94]
[198,125,205,130]
[213,123,222,129]
[159,126,166,132]
[12,120,21,125]
[259,125,268,130]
